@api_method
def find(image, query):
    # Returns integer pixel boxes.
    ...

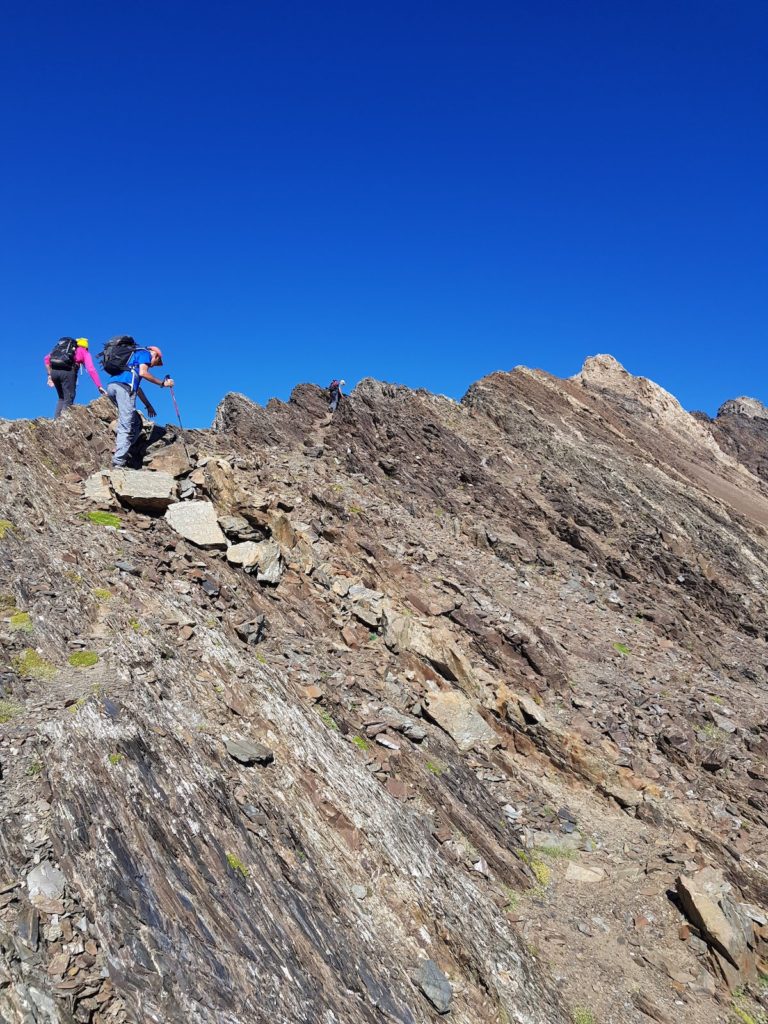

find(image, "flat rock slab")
[253,540,284,584]
[225,738,274,766]
[145,443,191,478]
[677,867,752,973]
[226,541,262,568]
[423,690,497,752]
[219,514,259,542]
[348,584,384,627]
[165,501,227,548]
[227,540,284,583]
[415,959,452,1014]
[565,861,606,884]
[83,471,116,507]
[27,862,66,906]
[234,616,267,646]
[516,693,546,725]
[384,611,474,687]
[405,587,457,617]
[111,469,177,511]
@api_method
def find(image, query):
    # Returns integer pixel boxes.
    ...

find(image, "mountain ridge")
[1,355,768,1024]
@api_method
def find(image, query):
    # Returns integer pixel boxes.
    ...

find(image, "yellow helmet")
[76,338,89,348]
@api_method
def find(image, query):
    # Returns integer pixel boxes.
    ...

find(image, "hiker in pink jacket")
[44,338,106,419]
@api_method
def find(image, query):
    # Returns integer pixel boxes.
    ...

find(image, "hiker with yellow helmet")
[44,337,106,419]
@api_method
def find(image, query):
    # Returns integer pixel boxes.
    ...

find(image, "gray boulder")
[227,540,284,583]
[165,501,227,548]
[415,959,452,1014]
[423,690,497,752]
[225,737,274,766]
[111,469,177,511]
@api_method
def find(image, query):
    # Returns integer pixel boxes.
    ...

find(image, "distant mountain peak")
[718,396,768,420]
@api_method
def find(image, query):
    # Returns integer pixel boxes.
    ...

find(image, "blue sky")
[2,1,766,426]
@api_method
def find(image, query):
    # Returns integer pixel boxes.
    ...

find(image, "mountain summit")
[1,357,768,1024]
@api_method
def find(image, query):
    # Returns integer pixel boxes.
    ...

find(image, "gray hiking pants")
[106,382,141,467]
[51,368,78,419]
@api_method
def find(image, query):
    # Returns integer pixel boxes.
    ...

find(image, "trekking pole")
[166,376,192,463]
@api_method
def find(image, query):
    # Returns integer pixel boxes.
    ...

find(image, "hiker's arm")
[138,364,173,388]
[79,348,104,391]
[137,387,157,419]
[44,355,53,386]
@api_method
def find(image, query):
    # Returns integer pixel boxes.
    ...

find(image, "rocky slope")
[1,355,768,1024]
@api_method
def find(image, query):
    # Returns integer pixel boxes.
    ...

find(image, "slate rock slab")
[235,616,267,645]
[565,861,606,884]
[83,471,117,508]
[27,862,66,907]
[226,541,262,568]
[415,959,452,1014]
[145,443,191,478]
[227,540,284,583]
[165,501,227,548]
[423,690,497,752]
[677,867,754,975]
[253,540,284,584]
[219,514,260,542]
[225,738,274,766]
[111,469,177,511]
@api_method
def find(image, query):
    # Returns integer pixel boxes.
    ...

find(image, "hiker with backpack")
[328,378,345,414]
[44,338,106,419]
[99,337,174,468]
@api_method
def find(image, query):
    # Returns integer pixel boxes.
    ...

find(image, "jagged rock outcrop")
[2,355,768,1024]
[718,396,768,420]
[701,396,768,484]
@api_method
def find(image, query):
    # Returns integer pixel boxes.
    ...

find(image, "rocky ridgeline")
[1,356,768,1024]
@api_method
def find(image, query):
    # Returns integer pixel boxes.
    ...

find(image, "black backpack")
[48,337,78,371]
[98,336,137,376]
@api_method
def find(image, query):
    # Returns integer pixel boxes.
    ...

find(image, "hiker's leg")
[51,372,66,419]
[51,369,76,419]
[108,384,138,467]
[126,411,144,467]
[59,369,77,415]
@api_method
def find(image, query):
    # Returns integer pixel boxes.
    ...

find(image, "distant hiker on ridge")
[44,337,106,419]
[328,378,345,414]
[99,336,174,469]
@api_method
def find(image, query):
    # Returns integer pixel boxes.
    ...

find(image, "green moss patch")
[92,588,112,602]
[516,848,552,888]
[317,707,339,731]
[11,649,55,679]
[351,735,369,751]
[613,642,630,656]
[108,753,125,766]
[226,852,249,879]
[0,593,16,611]
[0,700,23,723]
[9,612,33,632]
[0,520,14,540]
[572,1011,597,1024]
[68,651,99,669]
[85,510,121,528]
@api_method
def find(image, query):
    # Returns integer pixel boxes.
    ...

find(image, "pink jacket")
[45,347,102,390]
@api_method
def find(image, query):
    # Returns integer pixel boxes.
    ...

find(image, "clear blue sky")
[2,1,766,427]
